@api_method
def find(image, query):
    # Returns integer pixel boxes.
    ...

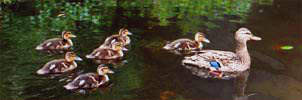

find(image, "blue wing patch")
[209,62,221,69]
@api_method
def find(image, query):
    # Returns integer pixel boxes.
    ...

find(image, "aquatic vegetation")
[28,0,264,34]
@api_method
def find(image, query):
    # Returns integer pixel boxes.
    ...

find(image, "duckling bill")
[36,31,76,50]
[37,52,82,75]
[163,32,210,50]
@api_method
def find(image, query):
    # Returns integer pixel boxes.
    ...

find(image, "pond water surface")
[0,0,301,100]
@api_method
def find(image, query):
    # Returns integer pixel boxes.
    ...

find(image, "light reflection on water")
[0,0,301,100]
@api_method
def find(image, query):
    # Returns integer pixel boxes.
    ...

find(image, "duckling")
[64,65,114,90]
[99,28,132,48]
[37,52,82,75]
[35,31,76,50]
[86,42,124,60]
[182,28,261,76]
[163,32,210,50]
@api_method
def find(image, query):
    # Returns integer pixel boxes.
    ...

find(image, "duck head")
[195,32,210,43]
[235,28,262,42]
[119,28,133,36]
[62,31,77,40]
[65,52,83,62]
[112,42,124,51]
[97,65,114,75]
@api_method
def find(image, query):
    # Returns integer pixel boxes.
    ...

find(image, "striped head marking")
[97,65,114,75]
[195,32,210,43]
[65,52,82,62]
[62,31,76,39]
[112,42,123,51]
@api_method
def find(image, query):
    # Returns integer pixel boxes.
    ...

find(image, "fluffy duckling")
[36,31,76,50]
[99,28,132,48]
[86,42,124,60]
[163,32,210,50]
[64,65,114,90]
[37,52,82,75]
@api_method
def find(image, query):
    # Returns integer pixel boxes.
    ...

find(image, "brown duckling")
[86,42,124,60]
[36,52,82,75]
[99,28,132,48]
[163,32,210,50]
[36,31,76,50]
[64,65,114,90]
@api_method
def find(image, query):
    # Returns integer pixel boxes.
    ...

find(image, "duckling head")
[235,28,262,42]
[195,32,210,43]
[119,28,133,36]
[65,52,83,62]
[112,42,124,51]
[62,31,77,40]
[97,65,114,75]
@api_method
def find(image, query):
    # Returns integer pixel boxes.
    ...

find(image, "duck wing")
[64,73,99,90]
[182,50,239,72]
[36,38,64,50]
[88,48,119,59]
[37,59,66,75]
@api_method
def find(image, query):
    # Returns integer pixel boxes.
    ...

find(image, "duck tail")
[64,83,78,90]
[85,55,95,59]
[35,45,43,50]
[163,45,171,50]
[36,69,48,75]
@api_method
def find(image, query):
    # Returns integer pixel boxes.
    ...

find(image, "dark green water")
[0,0,301,100]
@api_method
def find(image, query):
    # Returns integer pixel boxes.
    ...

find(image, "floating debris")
[280,45,294,50]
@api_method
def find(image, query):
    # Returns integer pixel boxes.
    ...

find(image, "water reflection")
[37,49,71,55]
[183,63,255,100]
[233,70,255,100]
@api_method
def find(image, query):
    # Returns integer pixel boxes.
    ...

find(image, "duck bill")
[75,56,83,61]
[107,70,115,74]
[70,34,77,38]
[251,36,262,41]
[203,38,211,43]
[127,32,133,35]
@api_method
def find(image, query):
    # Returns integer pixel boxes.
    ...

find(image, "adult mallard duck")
[64,65,114,90]
[37,52,83,75]
[86,42,124,60]
[163,32,210,50]
[35,31,76,50]
[182,28,261,76]
[99,28,132,49]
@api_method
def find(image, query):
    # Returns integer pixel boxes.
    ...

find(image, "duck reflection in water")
[183,64,255,100]
[38,49,71,55]
[233,70,255,100]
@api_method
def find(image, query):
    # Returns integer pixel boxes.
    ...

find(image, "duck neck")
[63,38,73,46]
[98,73,109,82]
[195,41,203,48]
[65,59,76,65]
[104,74,109,82]
[117,50,123,56]
[235,40,251,66]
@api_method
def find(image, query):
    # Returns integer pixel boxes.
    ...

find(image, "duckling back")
[64,73,105,90]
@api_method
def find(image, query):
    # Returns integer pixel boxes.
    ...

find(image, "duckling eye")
[245,32,251,35]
